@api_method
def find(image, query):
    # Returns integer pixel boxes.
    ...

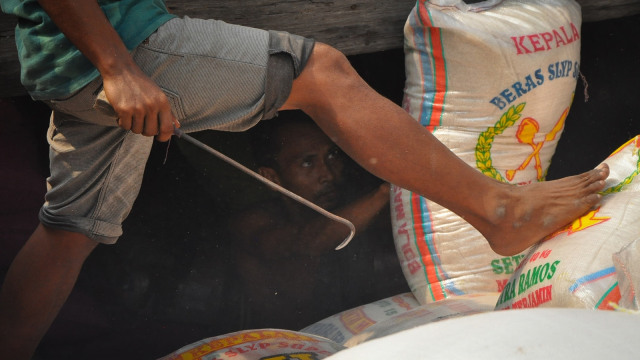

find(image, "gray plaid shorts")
[39,17,315,243]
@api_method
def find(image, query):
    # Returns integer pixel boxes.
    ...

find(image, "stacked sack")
[495,136,640,311]
[301,292,498,348]
[158,329,345,360]
[614,237,640,311]
[300,292,420,347]
[394,0,584,304]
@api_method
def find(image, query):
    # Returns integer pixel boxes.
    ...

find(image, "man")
[0,0,608,358]
[230,111,393,329]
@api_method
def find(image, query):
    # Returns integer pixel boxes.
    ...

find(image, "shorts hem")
[39,208,121,244]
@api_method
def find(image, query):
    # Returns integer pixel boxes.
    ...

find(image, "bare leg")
[281,43,609,255]
[0,224,97,360]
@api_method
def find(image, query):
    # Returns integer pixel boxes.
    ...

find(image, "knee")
[312,42,349,67]
[308,42,359,82]
[286,42,364,111]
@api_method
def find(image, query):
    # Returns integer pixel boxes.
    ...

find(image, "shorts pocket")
[162,87,186,121]
[48,78,104,114]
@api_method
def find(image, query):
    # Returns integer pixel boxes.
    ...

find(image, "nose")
[318,160,337,184]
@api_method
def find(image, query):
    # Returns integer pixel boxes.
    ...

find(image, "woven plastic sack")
[158,329,344,360]
[300,292,420,347]
[324,309,640,360]
[341,292,499,347]
[495,136,640,310]
[302,292,498,348]
[393,0,582,304]
[613,237,640,310]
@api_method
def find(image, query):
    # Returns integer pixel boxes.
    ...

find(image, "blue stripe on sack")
[569,267,616,293]
[417,196,445,287]
[409,192,441,301]
[418,196,465,298]
[444,279,465,296]
[409,5,435,127]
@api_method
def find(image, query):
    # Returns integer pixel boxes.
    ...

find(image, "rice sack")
[613,237,640,310]
[300,292,420,347]
[393,0,583,304]
[341,292,499,347]
[494,136,640,310]
[301,292,498,348]
[158,329,345,360]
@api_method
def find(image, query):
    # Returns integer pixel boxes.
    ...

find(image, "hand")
[378,182,391,197]
[102,64,179,142]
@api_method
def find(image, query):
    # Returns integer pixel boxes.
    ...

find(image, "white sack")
[300,292,420,346]
[159,329,344,360]
[495,136,640,310]
[394,0,583,304]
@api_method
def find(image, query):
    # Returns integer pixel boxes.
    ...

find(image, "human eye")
[327,148,341,160]
[301,157,313,167]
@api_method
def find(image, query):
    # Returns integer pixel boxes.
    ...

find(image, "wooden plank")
[578,0,640,22]
[1,0,639,98]
[162,0,415,55]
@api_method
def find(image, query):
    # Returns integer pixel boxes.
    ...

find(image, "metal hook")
[173,128,356,250]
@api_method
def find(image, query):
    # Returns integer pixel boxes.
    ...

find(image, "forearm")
[250,184,390,258]
[297,183,390,255]
[38,0,178,141]
[37,0,135,77]
[335,183,390,234]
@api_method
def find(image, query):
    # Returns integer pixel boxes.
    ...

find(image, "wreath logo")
[475,103,526,183]
[475,103,640,193]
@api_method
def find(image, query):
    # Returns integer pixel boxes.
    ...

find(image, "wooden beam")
[578,0,640,22]
[1,0,639,98]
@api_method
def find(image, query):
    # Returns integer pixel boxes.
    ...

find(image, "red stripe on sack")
[418,3,447,132]
[411,7,429,127]
[410,192,446,301]
[596,285,621,310]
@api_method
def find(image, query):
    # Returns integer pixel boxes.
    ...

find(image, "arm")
[234,183,390,259]
[37,0,178,141]
[299,182,390,255]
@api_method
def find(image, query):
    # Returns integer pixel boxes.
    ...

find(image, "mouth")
[315,187,340,208]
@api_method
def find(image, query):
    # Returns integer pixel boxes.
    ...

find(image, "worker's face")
[272,122,346,210]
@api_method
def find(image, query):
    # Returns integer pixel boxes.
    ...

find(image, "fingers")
[142,111,158,137]
[114,104,148,133]
[131,113,148,135]
[116,115,132,131]
[117,109,156,136]
[156,107,178,142]
[113,94,178,142]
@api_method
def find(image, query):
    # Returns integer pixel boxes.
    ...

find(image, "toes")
[582,192,603,208]
[586,179,606,193]
[597,163,610,179]
[580,164,609,185]
[590,163,610,180]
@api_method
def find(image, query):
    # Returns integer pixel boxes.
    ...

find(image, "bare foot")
[479,164,610,255]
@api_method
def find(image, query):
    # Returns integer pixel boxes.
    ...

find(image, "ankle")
[480,184,531,255]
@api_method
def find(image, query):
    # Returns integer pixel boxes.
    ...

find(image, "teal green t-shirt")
[0,0,175,100]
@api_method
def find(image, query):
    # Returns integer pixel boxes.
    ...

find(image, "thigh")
[40,108,153,244]
[133,17,314,132]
